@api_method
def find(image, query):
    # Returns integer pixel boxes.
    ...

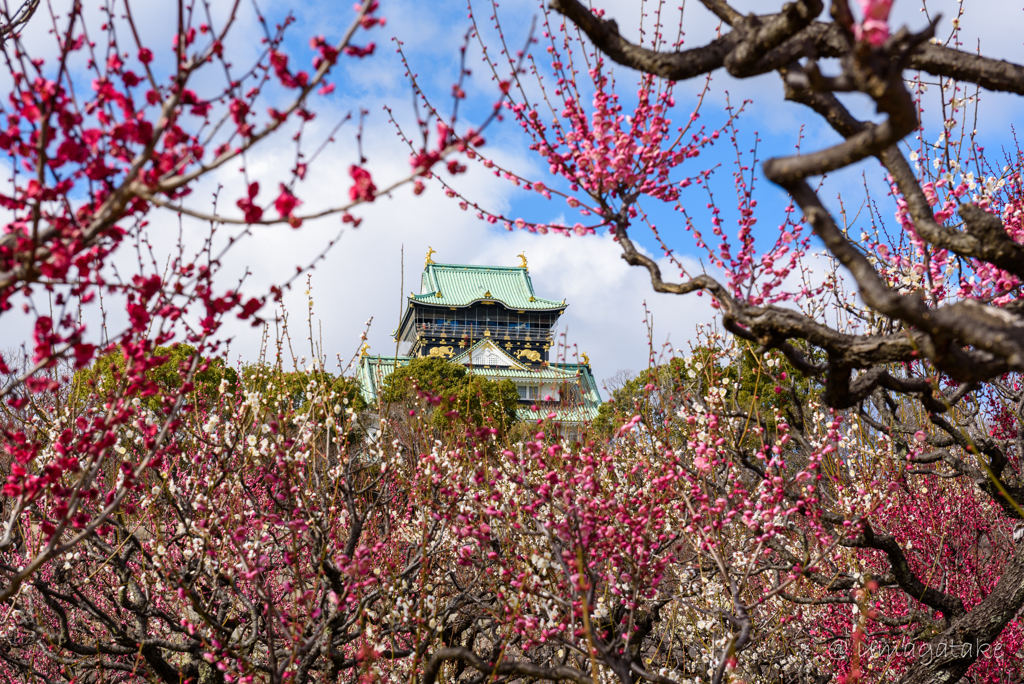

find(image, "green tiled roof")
[356,355,411,405]
[516,404,600,423]
[356,354,602,424]
[411,263,564,310]
[473,365,585,380]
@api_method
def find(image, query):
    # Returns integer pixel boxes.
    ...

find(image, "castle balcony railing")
[414,321,553,343]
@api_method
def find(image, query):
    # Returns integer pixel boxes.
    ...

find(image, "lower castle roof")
[356,348,602,424]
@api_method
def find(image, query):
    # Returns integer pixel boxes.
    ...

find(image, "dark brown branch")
[908,43,1024,96]
[697,0,742,25]
[548,0,736,81]
[422,647,594,684]
[722,0,824,78]
[0,0,40,38]
[551,0,1024,98]
[843,521,966,620]
[785,72,1024,282]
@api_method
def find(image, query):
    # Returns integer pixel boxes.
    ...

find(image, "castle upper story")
[395,251,566,365]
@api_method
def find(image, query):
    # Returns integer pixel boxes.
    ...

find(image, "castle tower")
[357,250,601,427]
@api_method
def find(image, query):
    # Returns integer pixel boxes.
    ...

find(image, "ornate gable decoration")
[455,339,521,368]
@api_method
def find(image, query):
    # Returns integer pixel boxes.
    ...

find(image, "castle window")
[517,385,539,401]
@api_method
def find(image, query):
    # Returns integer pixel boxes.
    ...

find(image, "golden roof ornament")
[517,251,528,269]
[359,342,371,357]
[581,352,590,366]
[425,246,436,265]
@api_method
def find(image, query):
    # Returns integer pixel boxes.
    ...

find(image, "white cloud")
[198,142,721,393]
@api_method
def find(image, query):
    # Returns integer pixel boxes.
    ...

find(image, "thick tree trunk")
[898,554,1024,683]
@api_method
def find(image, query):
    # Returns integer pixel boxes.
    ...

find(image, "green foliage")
[154,344,238,405]
[240,363,366,415]
[236,362,367,448]
[381,357,467,404]
[381,357,519,434]
[593,341,821,440]
[592,358,689,438]
[729,342,818,432]
[72,344,238,411]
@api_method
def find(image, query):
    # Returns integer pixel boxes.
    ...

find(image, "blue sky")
[4,0,1024,395]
